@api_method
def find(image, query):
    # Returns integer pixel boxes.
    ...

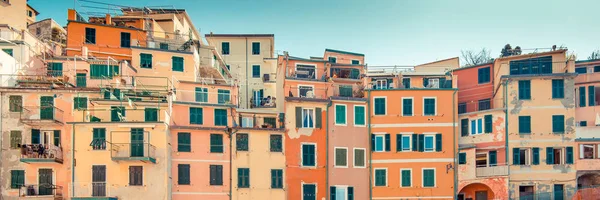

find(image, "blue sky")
[30,0,599,66]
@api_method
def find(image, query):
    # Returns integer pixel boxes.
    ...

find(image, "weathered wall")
[66,21,147,60]
[455,63,494,113]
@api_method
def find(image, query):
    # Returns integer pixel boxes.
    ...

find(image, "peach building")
[367,58,459,200]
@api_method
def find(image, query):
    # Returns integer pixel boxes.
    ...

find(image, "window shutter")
[418,134,424,152]
[348,187,354,200]
[459,153,466,164]
[435,133,442,152]
[330,186,336,200]
[315,108,322,128]
[412,134,418,151]
[423,78,429,87]
[461,119,469,136]
[384,134,390,152]
[546,147,554,164]
[589,86,596,106]
[532,147,540,165]
[489,151,497,166]
[513,148,520,165]
[295,107,302,128]
[566,147,574,164]
[484,115,492,133]
[371,134,375,151]
[217,165,223,185]
[580,144,585,159]
[396,134,402,152]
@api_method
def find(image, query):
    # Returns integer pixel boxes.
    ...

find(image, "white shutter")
[597,144,600,159]
[580,144,585,159]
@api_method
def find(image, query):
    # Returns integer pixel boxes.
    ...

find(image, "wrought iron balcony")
[110,143,156,163]
[250,97,276,108]
[19,184,63,198]
[19,144,63,164]
[20,106,64,125]
[71,182,118,200]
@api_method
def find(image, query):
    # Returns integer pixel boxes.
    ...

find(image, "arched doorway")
[459,183,495,200]
[577,173,600,199]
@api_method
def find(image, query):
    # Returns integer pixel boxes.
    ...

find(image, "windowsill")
[271,187,284,189]
[519,132,532,135]
[402,115,414,117]
[128,185,144,187]
[334,165,348,168]
[553,132,565,134]
[354,124,366,127]
[551,97,565,99]
[335,123,347,126]
[301,165,317,169]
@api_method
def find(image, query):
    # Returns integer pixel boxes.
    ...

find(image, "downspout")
[504,79,510,197]
[325,101,332,199]
[452,89,458,199]
[229,128,233,200]
[245,37,249,109]
[367,90,372,200]
[71,123,75,198]
[0,91,3,197]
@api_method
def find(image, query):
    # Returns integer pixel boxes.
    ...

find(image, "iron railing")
[70,182,114,198]
[250,97,276,108]
[236,115,281,129]
[76,108,164,123]
[20,144,63,162]
[172,89,237,105]
[20,106,64,124]
[19,184,63,197]
[286,86,328,100]
[110,143,156,160]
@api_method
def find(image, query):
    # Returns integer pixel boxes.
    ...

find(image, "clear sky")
[30,0,599,66]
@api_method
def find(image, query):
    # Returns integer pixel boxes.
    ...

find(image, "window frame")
[353,148,366,168]
[9,95,22,112]
[270,134,283,152]
[301,108,315,128]
[301,143,317,167]
[297,84,315,98]
[210,133,224,153]
[189,107,203,125]
[271,169,284,189]
[351,59,360,65]
[519,116,532,134]
[518,80,531,100]
[402,97,414,116]
[85,27,96,44]
[373,168,388,187]
[140,53,153,69]
[328,56,337,63]
[120,32,131,48]
[334,104,347,126]
[221,42,230,55]
[373,96,387,116]
[422,168,436,188]
[251,42,260,55]
[177,164,190,185]
[252,64,261,78]
[423,97,437,116]
[177,132,191,152]
[353,105,366,127]
[470,118,484,135]
[128,166,143,186]
[400,168,412,188]
[236,133,249,151]
[214,109,228,126]
[237,168,250,188]
[374,134,386,152]
[478,66,491,84]
[10,130,21,149]
[552,115,565,133]
[423,134,435,152]
[400,134,412,152]
[552,79,565,99]
[172,56,184,72]
[334,147,348,168]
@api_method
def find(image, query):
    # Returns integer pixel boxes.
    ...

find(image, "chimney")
[68,9,77,21]
[105,14,112,25]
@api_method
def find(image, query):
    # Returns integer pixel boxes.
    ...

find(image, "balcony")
[250,97,276,108]
[110,143,156,163]
[18,184,63,199]
[285,86,328,102]
[476,164,508,177]
[20,106,64,126]
[20,144,63,164]
[236,115,284,131]
[575,70,600,84]
[71,182,117,200]
[330,67,362,81]
[75,108,164,123]
[262,73,276,83]
[172,89,236,107]
[331,84,366,101]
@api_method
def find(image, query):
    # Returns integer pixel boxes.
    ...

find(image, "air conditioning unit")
[263,74,270,82]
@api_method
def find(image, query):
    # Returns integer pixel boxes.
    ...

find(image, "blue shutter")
[532,147,540,165]
[513,148,520,165]
[489,151,497,166]
[435,134,442,152]
[566,147,574,164]
[384,134,390,152]
[580,86,587,107]
[589,86,596,106]
[546,147,554,164]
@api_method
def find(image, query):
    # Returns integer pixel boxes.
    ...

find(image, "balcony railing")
[262,73,277,83]
[19,184,63,198]
[71,182,116,199]
[250,97,276,108]
[172,89,237,106]
[76,108,164,123]
[476,164,508,177]
[236,115,283,130]
[286,86,328,101]
[20,144,63,163]
[331,84,366,100]
[110,143,156,163]
[20,106,64,125]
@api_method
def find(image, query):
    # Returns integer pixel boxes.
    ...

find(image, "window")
[159,43,168,50]
[546,147,564,165]
[374,79,389,89]
[519,116,531,134]
[354,148,365,167]
[9,95,22,112]
[590,86,596,106]
[470,118,483,135]
[488,151,498,166]
[214,109,228,126]
[240,116,253,128]
[92,128,106,150]
[476,153,488,167]
[217,89,230,104]
[236,133,249,151]
[513,148,533,165]
[74,97,87,110]
[552,115,565,133]
[140,53,153,69]
[120,32,130,48]
[178,132,191,152]
[520,186,535,199]
[566,147,574,164]
[335,104,346,125]
[423,98,436,116]
[10,131,21,149]
[47,62,63,77]
[401,77,411,89]
[85,28,96,44]
[374,169,387,186]
[354,105,365,126]
[509,56,552,75]
[302,144,316,167]
[251,65,261,78]
[172,56,184,72]
[575,67,588,74]
[424,135,434,152]
[478,99,491,111]
[221,42,230,55]
[552,79,564,98]
[579,86,587,107]
[270,135,283,152]
[518,80,531,100]
[90,64,119,79]
[189,107,203,124]
[210,134,223,153]
[352,60,360,65]
[422,169,435,187]
[28,10,32,17]
[458,103,466,114]
[252,42,260,55]
[298,85,314,98]
[271,169,283,189]
[458,152,466,164]
[237,168,250,188]
[478,67,491,84]
[373,134,386,152]
[484,115,493,133]
[175,164,190,185]
[374,97,386,115]
[334,147,347,167]
[426,78,440,88]
[195,87,208,102]
[303,184,316,200]
[301,108,315,128]
[595,66,600,73]
[54,130,61,147]
[461,118,469,137]
[397,134,411,152]
[296,64,316,79]
[2,48,13,57]
[580,121,588,127]
[129,166,143,186]
[144,108,158,122]
[581,144,596,159]
[209,165,223,185]
[10,170,24,189]
[110,106,125,122]
[329,57,337,63]
[395,169,411,188]
[402,98,413,116]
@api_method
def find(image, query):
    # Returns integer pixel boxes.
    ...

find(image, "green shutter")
[580,86,586,107]
[412,134,418,151]
[546,147,554,164]
[214,109,227,126]
[458,153,466,164]
[435,133,442,152]
[532,147,540,165]
[74,97,88,110]
[315,108,322,128]
[396,134,402,152]
[566,147,574,164]
[330,186,336,200]
[403,98,413,116]
[519,80,531,100]
[553,115,565,133]
[141,53,153,69]
[178,164,190,185]
[189,107,203,125]
[354,106,365,125]
[111,106,125,122]
[374,98,385,115]
[489,151,497,166]
[295,107,302,128]
[423,169,434,187]
[172,56,184,72]
[11,170,24,189]
[53,130,61,146]
[145,108,158,122]
[401,170,411,187]
[589,86,596,106]
[384,134,390,152]
[210,134,223,153]
[252,65,260,78]
[519,116,531,134]
[418,134,424,152]
[335,105,346,124]
[461,118,469,136]
[552,79,564,99]
[484,115,492,133]
[177,132,191,152]
[513,148,520,165]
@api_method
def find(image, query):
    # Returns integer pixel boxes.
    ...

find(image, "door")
[303,184,316,200]
[554,184,564,200]
[76,73,86,87]
[475,191,488,200]
[130,128,144,157]
[92,165,106,196]
[38,169,53,195]
[40,96,54,120]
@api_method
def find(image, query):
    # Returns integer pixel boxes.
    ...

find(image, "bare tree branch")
[461,48,492,67]
[589,49,600,60]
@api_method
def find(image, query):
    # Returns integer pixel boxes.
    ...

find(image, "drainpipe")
[229,128,233,200]
[453,89,458,199]
[504,79,510,197]
[0,91,3,197]
[245,37,249,109]
[71,123,75,198]
[367,90,372,200]
[325,100,332,198]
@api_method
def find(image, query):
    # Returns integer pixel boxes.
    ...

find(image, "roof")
[287,56,327,63]
[416,57,459,67]
[452,61,494,72]
[325,49,364,56]
[27,4,40,15]
[121,7,186,14]
[495,49,567,61]
[575,59,600,64]
[205,34,274,38]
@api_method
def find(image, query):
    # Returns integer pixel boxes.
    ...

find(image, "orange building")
[367,58,458,200]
